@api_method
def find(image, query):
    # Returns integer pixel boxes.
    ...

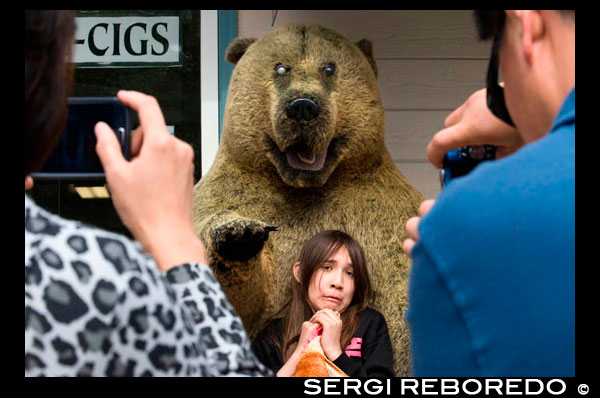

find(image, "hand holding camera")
[427,88,524,170]
[95,90,206,271]
[404,88,523,254]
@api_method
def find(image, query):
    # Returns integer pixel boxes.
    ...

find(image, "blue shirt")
[407,88,575,376]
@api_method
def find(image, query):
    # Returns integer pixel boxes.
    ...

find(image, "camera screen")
[40,101,128,174]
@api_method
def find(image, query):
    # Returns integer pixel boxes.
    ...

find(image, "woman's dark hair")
[25,10,76,178]
[267,230,372,361]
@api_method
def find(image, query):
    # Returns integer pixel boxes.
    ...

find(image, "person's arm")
[276,349,304,377]
[427,88,524,169]
[96,90,271,376]
[95,90,206,271]
[165,263,273,376]
[24,200,258,376]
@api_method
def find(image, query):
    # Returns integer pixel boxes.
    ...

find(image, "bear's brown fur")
[192,24,423,376]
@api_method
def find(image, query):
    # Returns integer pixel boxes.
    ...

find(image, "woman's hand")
[310,309,343,361]
[95,90,206,271]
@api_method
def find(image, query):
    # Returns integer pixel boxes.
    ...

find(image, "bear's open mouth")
[285,150,327,171]
[264,133,348,187]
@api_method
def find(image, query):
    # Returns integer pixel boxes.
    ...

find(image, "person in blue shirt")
[402,10,574,376]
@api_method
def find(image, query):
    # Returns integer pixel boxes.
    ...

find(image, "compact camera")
[440,145,496,188]
[32,97,131,180]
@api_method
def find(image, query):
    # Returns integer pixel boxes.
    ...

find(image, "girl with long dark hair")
[252,230,395,377]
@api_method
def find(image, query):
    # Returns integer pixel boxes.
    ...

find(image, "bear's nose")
[286,98,319,121]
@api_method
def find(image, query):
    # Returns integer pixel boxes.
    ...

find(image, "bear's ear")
[355,39,378,78]
[226,37,257,64]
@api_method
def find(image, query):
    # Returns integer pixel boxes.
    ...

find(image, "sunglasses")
[486,33,515,127]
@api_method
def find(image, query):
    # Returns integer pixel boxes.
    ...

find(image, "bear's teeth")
[297,153,316,164]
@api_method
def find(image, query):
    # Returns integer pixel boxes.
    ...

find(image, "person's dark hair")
[266,230,372,361]
[25,10,76,178]
[474,10,575,41]
[473,10,507,40]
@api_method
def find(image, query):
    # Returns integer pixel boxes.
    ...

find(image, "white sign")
[73,17,180,67]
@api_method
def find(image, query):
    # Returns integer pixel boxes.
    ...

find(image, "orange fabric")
[294,335,348,377]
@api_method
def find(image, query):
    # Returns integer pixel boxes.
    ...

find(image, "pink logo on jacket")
[345,337,363,357]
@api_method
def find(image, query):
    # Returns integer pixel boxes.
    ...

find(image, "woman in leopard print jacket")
[25,10,271,377]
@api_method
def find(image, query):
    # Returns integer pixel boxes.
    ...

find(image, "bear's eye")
[324,63,336,76]
[275,64,288,75]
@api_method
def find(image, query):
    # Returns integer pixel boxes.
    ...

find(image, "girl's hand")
[296,320,321,353]
[277,320,321,377]
[310,309,343,360]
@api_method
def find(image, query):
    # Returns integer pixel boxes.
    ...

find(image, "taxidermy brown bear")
[193,23,423,376]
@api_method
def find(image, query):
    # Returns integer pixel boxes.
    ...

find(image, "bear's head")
[222,24,385,188]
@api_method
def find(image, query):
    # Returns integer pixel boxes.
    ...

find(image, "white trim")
[200,10,219,177]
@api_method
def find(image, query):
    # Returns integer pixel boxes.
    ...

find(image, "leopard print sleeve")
[25,195,271,377]
[165,264,271,376]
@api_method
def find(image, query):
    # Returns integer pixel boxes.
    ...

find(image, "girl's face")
[295,245,356,314]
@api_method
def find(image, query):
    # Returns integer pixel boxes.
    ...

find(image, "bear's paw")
[212,219,277,262]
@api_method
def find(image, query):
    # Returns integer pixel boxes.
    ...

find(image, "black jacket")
[251,307,395,377]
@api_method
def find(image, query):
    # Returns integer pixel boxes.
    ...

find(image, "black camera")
[440,145,496,188]
[32,97,131,180]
